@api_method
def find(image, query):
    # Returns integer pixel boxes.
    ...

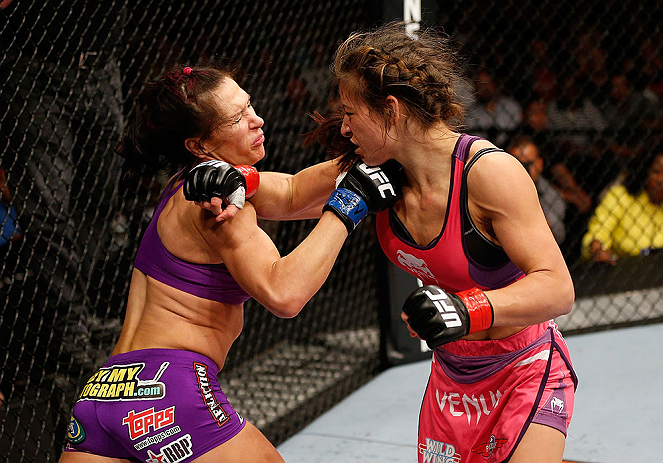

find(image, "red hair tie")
[182,67,193,76]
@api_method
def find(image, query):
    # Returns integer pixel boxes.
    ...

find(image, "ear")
[185,137,208,160]
[385,95,403,127]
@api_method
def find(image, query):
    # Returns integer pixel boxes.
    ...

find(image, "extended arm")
[251,159,341,220]
[214,203,348,317]
[189,159,342,222]
[190,160,402,316]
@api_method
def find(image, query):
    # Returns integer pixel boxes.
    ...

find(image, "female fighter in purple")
[58,63,400,462]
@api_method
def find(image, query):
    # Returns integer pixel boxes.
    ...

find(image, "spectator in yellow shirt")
[582,149,663,263]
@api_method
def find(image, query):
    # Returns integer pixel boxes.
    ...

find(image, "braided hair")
[334,22,466,131]
[306,22,468,167]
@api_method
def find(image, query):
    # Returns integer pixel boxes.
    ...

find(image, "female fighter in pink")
[324,23,577,463]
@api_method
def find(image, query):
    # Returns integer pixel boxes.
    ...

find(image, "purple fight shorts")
[64,348,246,462]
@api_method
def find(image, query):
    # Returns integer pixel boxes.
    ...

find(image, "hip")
[66,348,246,461]
[417,322,577,462]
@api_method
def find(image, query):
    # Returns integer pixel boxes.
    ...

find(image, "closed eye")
[234,100,255,124]
[231,98,254,124]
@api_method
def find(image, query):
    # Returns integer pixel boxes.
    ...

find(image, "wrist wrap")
[456,288,494,334]
[323,188,368,233]
[235,165,259,198]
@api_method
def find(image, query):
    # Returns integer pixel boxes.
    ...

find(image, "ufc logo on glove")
[358,163,397,199]
[422,286,463,328]
[324,160,403,234]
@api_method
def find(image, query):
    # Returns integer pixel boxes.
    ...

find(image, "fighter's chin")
[251,145,266,163]
[357,153,384,167]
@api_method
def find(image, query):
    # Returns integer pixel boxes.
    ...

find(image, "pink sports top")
[376,134,524,293]
[134,176,251,304]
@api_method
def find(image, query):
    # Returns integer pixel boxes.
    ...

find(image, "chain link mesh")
[1,0,662,461]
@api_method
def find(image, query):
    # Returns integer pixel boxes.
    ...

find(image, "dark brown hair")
[306,22,468,168]
[116,62,235,175]
[337,23,466,124]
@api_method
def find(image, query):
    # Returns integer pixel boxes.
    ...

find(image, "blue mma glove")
[324,160,403,233]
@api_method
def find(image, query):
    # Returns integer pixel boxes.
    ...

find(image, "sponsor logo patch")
[419,437,461,462]
[397,250,438,283]
[471,434,508,459]
[66,415,86,445]
[435,388,503,425]
[134,425,182,451]
[550,396,565,415]
[123,405,176,440]
[193,362,230,426]
[78,362,169,401]
[146,433,193,463]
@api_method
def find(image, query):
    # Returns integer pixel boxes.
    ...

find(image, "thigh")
[508,423,565,463]
[192,421,285,463]
[58,450,131,463]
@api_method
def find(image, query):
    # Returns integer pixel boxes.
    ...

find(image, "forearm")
[252,160,339,220]
[256,212,348,316]
[263,159,402,310]
[485,267,574,326]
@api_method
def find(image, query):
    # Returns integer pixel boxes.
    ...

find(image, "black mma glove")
[323,160,403,233]
[402,285,494,349]
[184,160,255,209]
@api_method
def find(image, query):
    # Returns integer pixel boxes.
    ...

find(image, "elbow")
[263,293,307,319]
[271,304,304,319]
[254,273,315,318]
[556,276,576,317]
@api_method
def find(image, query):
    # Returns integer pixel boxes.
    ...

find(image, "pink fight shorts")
[417,321,577,463]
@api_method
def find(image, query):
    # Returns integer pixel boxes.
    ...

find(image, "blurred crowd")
[461,31,663,263]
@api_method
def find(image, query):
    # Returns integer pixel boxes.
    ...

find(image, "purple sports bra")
[134,178,251,304]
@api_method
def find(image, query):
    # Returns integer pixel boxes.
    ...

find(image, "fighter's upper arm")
[205,203,285,304]
[467,151,561,275]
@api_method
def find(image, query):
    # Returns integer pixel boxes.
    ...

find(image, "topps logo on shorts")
[358,163,397,199]
[423,286,462,328]
[123,405,175,440]
[193,362,230,426]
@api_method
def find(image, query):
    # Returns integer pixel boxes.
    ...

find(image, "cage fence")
[1,0,662,461]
